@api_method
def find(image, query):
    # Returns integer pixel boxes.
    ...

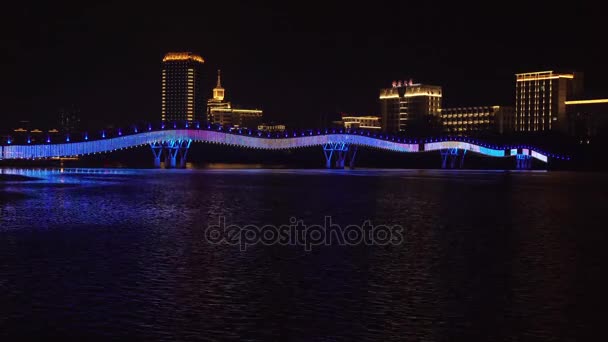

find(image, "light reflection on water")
[0,167,607,341]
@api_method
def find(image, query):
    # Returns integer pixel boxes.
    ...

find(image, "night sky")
[1,1,605,129]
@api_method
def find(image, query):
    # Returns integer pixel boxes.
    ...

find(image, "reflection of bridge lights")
[102,131,106,138]
[84,133,88,141]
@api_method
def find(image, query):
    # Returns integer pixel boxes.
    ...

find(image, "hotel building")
[515,70,583,133]
[161,52,205,123]
[380,81,442,133]
[441,106,515,135]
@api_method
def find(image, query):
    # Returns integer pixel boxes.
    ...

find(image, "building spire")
[216,69,222,88]
[212,69,225,101]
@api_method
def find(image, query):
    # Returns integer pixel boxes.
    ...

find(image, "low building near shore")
[257,123,286,132]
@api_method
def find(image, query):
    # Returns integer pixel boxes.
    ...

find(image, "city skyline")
[1,2,606,129]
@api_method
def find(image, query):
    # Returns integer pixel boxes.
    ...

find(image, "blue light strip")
[1,130,419,160]
[425,141,505,157]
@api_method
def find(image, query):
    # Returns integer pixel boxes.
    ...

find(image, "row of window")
[441,113,492,118]
[443,120,492,125]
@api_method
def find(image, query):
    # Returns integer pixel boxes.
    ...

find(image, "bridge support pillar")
[516,154,532,169]
[440,148,466,169]
[349,146,358,169]
[324,151,333,169]
[323,142,350,169]
[335,151,346,169]
[165,140,180,168]
[178,139,192,168]
[150,142,163,168]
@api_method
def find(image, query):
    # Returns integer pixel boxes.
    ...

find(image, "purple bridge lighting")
[0,124,569,169]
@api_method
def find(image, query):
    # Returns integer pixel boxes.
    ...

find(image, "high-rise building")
[380,80,442,134]
[206,70,263,128]
[441,106,515,135]
[515,70,583,133]
[161,52,205,123]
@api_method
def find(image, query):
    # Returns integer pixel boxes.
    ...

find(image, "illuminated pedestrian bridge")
[0,124,568,169]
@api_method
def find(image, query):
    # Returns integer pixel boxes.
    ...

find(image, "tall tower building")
[206,70,263,128]
[213,69,225,101]
[379,80,442,134]
[207,69,230,122]
[161,52,205,123]
[515,70,582,133]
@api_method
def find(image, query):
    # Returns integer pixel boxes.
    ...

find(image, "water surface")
[1,168,607,341]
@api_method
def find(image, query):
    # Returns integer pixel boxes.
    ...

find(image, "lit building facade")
[209,108,264,128]
[258,123,286,132]
[206,70,263,128]
[515,70,582,133]
[342,116,381,130]
[161,52,205,123]
[566,99,608,143]
[441,106,515,135]
[380,81,442,133]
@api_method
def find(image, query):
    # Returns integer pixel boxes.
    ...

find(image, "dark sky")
[1,1,605,129]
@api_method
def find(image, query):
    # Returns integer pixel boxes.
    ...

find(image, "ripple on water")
[0,168,607,341]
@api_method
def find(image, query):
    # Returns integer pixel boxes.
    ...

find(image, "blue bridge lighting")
[0,124,565,169]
